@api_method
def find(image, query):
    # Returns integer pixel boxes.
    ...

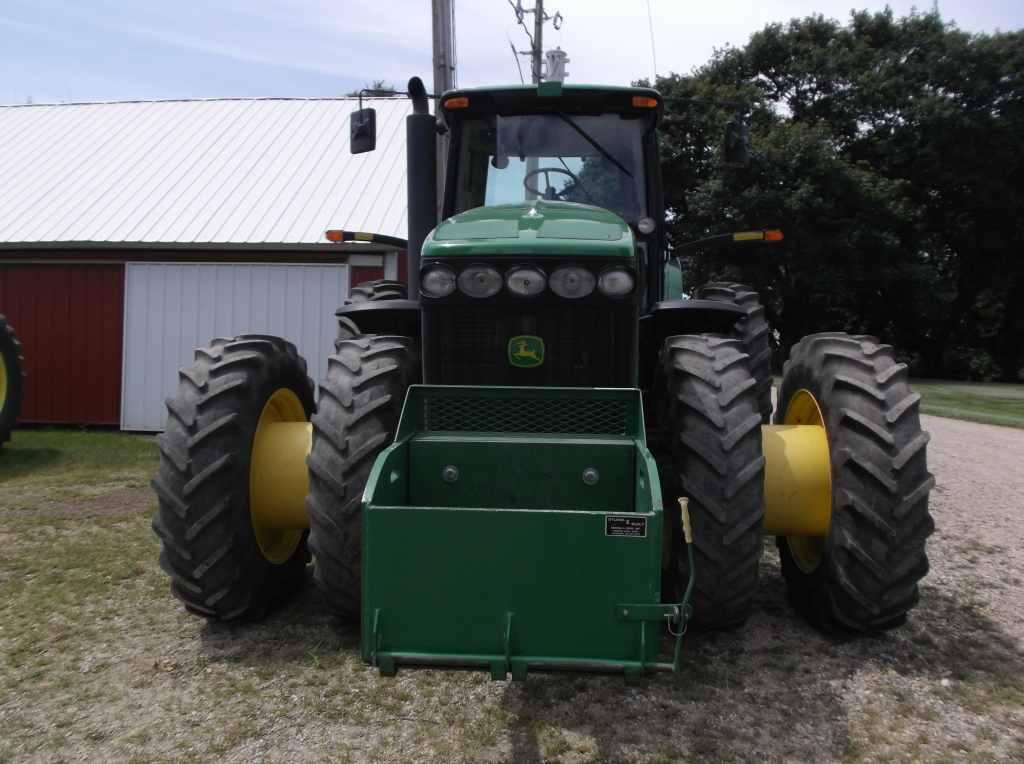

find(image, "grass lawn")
[0,428,157,505]
[913,380,1024,429]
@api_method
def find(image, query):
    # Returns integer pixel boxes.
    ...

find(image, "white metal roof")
[0,97,411,247]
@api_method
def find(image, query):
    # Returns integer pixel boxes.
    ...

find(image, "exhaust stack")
[405,77,438,299]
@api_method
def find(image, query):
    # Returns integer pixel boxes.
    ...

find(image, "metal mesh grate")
[423,395,629,435]
[431,303,634,388]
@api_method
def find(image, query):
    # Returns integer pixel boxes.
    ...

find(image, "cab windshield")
[452,113,650,222]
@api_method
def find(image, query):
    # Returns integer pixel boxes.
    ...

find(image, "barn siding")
[0,263,124,424]
[121,262,350,431]
[349,265,385,289]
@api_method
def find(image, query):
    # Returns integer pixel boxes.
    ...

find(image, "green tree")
[345,80,396,97]
[654,10,1024,380]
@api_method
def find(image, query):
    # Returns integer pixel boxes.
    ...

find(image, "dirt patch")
[1,415,1023,762]
[5,485,154,520]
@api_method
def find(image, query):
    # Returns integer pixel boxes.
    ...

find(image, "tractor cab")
[438,85,666,309]
[440,85,661,224]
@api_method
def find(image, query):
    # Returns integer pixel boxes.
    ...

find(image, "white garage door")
[121,262,349,431]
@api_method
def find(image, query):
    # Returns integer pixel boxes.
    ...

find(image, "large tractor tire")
[662,334,766,628]
[334,316,362,351]
[306,333,420,620]
[346,279,407,304]
[152,335,315,621]
[694,282,773,423]
[335,280,409,349]
[775,332,934,631]
[0,314,25,448]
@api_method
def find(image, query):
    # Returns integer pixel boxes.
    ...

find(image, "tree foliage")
[652,10,1024,380]
[345,80,396,97]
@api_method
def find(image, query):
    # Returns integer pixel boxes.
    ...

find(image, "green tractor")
[0,314,24,448]
[152,78,934,677]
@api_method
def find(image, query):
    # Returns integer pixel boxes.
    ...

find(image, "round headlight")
[549,266,596,299]
[506,266,546,297]
[420,265,456,297]
[598,268,635,297]
[457,265,503,298]
[637,217,657,235]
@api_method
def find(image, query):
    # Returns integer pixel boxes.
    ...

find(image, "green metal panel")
[361,385,674,677]
[363,505,663,670]
[422,200,635,260]
[409,435,635,511]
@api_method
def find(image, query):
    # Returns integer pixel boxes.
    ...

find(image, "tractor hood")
[421,201,635,259]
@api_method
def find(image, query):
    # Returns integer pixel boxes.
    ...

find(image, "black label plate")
[605,515,647,538]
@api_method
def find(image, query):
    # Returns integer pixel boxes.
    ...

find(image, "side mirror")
[350,108,377,154]
[723,116,750,166]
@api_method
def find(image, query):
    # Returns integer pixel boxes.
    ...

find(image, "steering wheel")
[523,166,581,200]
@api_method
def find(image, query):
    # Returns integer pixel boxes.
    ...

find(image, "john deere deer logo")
[508,335,545,368]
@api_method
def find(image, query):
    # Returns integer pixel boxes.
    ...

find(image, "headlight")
[549,266,596,299]
[505,266,546,297]
[597,268,634,297]
[457,265,503,298]
[420,265,456,298]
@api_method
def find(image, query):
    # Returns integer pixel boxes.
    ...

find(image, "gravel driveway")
[2,414,1024,762]
[921,415,1024,642]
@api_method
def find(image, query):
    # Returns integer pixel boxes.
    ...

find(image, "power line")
[508,36,526,84]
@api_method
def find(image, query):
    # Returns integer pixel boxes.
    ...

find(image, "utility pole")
[532,0,544,83]
[432,0,455,213]
[510,1,563,199]
[510,1,564,84]
[432,0,455,101]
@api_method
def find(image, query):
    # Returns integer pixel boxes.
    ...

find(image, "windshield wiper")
[554,112,633,178]
[556,157,597,205]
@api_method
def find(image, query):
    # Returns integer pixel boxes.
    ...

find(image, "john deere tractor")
[0,314,24,448]
[152,78,934,677]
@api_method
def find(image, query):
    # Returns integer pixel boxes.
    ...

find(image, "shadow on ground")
[187,553,1024,761]
[0,446,62,481]
[197,569,360,663]
[498,561,1024,761]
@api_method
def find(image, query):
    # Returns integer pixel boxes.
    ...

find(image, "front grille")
[426,303,635,387]
[423,395,629,435]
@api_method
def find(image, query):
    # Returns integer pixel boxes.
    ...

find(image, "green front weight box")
[360,385,683,679]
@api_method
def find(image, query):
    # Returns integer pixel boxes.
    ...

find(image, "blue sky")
[2,0,1022,105]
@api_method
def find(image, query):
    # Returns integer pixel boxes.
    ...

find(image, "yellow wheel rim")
[0,353,7,414]
[249,388,309,564]
[783,389,832,573]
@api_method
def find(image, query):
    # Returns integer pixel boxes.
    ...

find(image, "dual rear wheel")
[151,325,418,621]
[661,323,934,631]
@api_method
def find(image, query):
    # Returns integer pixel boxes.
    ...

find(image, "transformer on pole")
[509,0,564,84]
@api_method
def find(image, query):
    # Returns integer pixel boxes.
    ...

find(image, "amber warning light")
[733,230,784,243]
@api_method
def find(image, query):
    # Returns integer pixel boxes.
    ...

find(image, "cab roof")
[439,83,663,124]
